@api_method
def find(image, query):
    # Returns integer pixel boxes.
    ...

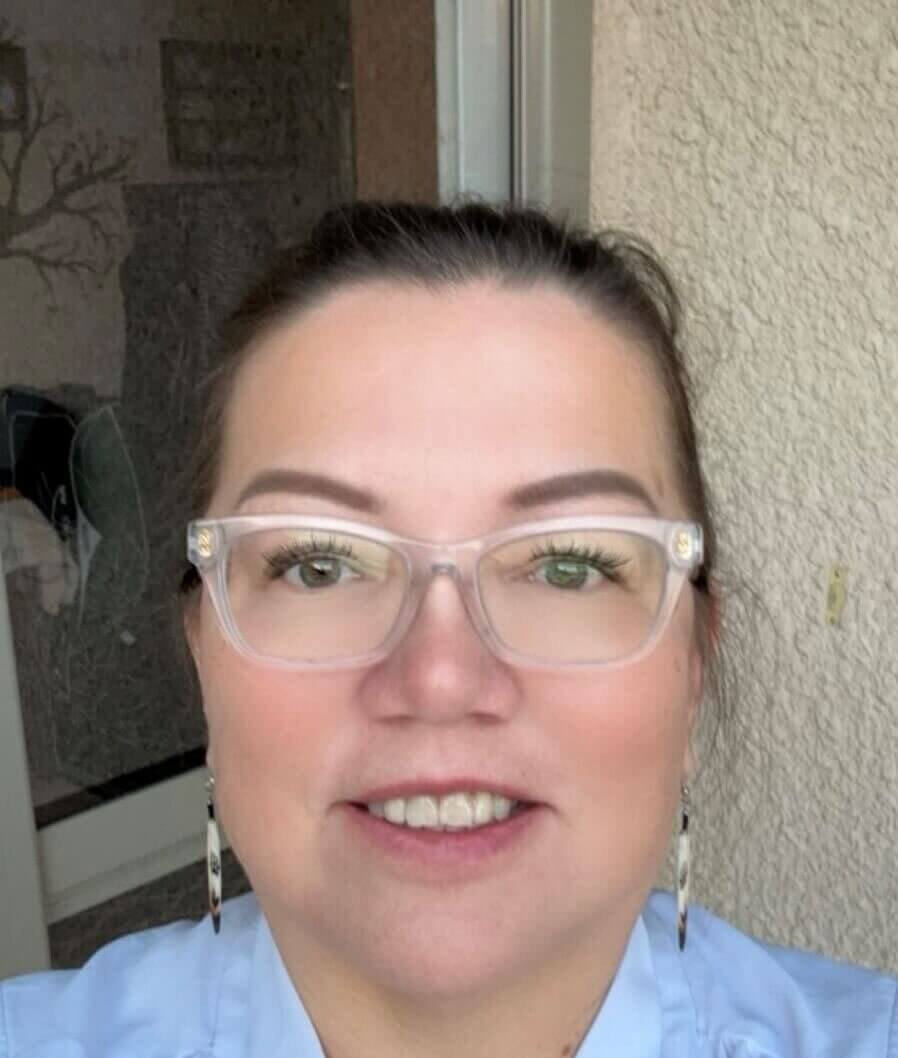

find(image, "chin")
[369,936,529,1001]
[327,904,545,1001]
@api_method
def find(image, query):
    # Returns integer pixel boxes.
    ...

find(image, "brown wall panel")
[351,0,438,202]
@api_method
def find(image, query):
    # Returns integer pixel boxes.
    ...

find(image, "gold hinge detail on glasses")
[195,528,216,559]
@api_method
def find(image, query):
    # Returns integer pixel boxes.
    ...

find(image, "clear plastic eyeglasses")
[186,513,704,672]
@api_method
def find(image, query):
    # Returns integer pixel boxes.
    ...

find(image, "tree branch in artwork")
[0,33,135,292]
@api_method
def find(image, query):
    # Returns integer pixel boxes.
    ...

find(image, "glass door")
[0,0,519,976]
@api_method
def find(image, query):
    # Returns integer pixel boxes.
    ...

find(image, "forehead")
[214,279,680,525]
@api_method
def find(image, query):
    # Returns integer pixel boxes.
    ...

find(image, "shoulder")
[0,892,262,1058]
[643,890,898,1058]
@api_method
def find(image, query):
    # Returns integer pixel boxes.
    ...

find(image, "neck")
[268,908,638,1058]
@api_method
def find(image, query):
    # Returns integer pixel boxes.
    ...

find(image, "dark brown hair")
[183,199,727,738]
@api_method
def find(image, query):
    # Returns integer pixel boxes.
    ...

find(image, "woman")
[2,202,894,1057]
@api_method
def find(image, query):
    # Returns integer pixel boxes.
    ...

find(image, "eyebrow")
[506,468,659,514]
[235,467,659,515]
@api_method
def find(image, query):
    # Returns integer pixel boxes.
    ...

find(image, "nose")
[359,563,518,724]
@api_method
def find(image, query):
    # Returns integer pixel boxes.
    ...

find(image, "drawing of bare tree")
[0,21,135,292]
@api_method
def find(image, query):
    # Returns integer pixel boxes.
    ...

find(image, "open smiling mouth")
[350,792,537,832]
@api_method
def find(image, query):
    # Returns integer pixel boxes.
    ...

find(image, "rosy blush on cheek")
[553,648,691,857]
[563,649,688,756]
[198,637,352,869]
[206,660,347,782]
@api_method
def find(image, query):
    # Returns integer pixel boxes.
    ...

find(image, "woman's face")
[190,278,703,999]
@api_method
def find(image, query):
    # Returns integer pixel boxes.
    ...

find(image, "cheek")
[197,625,350,850]
[556,639,692,815]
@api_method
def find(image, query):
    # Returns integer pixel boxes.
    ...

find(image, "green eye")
[536,557,593,590]
[527,540,628,590]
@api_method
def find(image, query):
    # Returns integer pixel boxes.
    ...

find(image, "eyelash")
[263,535,358,579]
[261,535,628,583]
[527,540,629,582]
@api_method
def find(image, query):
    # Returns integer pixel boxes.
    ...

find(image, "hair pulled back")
[186,199,726,743]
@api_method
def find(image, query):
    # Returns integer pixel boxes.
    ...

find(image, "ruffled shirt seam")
[207,914,242,1058]
[0,982,9,1058]
[642,896,703,1055]
[886,977,898,1058]
[207,932,226,1055]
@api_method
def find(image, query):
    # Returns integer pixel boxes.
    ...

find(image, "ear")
[682,577,721,779]
[682,657,701,782]
[686,644,703,734]
[182,594,202,672]
[183,609,198,664]
[182,601,216,773]
[182,593,215,727]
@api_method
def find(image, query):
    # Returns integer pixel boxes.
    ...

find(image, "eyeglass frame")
[186,513,704,673]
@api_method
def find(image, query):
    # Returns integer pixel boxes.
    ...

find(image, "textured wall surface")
[591,1,897,971]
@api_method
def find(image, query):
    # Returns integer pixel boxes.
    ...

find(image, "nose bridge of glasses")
[407,552,475,614]
[402,541,483,624]
[418,560,466,599]
[404,536,473,582]
[411,558,493,648]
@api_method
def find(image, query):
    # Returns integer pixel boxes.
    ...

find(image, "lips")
[342,795,546,874]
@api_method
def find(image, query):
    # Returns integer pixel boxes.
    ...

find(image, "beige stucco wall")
[590,2,898,972]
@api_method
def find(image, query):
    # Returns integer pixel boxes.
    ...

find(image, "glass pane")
[479,529,668,662]
[0,0,437,829]
[225,527,408,661]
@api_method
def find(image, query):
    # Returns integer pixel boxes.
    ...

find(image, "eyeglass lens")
[222,525,669,664]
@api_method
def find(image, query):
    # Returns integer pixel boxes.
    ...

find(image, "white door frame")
[0,550,51,976]
[513,0,593,222]
[436,0,593,218]
[435,0,513,202]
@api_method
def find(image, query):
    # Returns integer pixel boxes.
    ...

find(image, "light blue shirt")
[2,890,895,1057]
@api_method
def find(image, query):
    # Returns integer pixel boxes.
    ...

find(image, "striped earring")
[676,782,691,951]
[206,771,222,935]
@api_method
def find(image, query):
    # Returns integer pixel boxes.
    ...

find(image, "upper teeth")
[367,792,519,830]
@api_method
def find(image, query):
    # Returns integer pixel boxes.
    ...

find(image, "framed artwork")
[160,40,334,171]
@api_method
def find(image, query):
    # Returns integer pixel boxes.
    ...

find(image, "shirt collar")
[243,912,326,1058]
[241,902,663,1058]
[575,912,664,1058]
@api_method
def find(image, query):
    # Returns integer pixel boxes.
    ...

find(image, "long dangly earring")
[206,771,222,934]
[676,783,690,951]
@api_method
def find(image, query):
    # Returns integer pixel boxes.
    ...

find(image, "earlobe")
[182,606,212,725]
[685,575,720,777]
[183,605,216,741]
[683,644,703,781]
[687,641,703,726]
